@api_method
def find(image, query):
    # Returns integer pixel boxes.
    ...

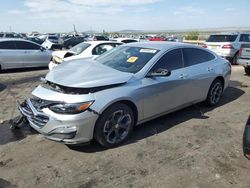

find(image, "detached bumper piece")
[17,99,49,129]
[243,116,250,160]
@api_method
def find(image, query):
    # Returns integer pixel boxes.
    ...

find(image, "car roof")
[0,38,31,42]
[123,41,197,50]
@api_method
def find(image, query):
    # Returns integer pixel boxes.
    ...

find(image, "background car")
[238,44,250,74]
[62,36,85,49]
[49,41,122,70]
[26,37,44,45]
[42,35,63,50]
[19,42,231,147]
[0,39,52,71]
[111,38,139,43]
[243,116,250,160]
[203,33,250,64]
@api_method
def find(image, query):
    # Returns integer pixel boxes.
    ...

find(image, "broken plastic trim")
[42,80,125,94]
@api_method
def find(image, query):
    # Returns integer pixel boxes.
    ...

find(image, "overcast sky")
[0,0,249,33]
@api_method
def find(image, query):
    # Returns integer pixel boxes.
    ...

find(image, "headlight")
[48,101,94,114]
[53,56,63,64]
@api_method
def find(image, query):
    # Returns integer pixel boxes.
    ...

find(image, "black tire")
[232,52,239,65]
[206,79,224,106]
[245,67,250,75]
[94,103,135,148]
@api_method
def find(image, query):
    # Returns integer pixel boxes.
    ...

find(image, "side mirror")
[146,68,171,77]
[40,47,45,51]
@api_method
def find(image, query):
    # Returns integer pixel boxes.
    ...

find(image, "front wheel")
[94,103,135,148]
[206,79,224,106]
[245,67,250,75]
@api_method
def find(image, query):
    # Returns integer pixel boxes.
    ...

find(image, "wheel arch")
[96,99,139,125]
[214,76,225,90]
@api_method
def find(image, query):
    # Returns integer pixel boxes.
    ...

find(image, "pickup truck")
[238,44,250,74]
[243,116,250,160]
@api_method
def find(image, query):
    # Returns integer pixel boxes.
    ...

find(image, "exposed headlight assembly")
[49,101,94,114]
[53,56,63,64]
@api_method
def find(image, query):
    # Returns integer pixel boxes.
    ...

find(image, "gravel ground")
[0,66,250,188]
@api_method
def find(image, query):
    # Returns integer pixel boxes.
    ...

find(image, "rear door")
[0,41,24,69]
[15,41,50,67]
[182,48,217,102]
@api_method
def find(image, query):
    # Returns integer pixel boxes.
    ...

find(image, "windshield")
[207,35,237,42]
[69,42,91,55]
[48,36,59,40]
[95,46,159,73]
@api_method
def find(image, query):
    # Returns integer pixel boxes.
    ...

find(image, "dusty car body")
[18,42,231,147]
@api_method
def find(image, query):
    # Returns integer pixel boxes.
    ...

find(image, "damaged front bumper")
[17,98,99,145]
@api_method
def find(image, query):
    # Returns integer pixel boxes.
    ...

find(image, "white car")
[204,33,250,64]
[0,39,52,71]
[42,35,62,50]
[48,41,122,70]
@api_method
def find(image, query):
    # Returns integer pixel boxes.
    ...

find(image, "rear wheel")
[206,79,224,106]
[94,103,135,148]
[245,67,250,75]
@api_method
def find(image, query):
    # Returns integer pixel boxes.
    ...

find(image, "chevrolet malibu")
[17,42,231,147]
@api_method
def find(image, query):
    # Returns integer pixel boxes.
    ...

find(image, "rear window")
[207,35,237,42]
[183,48,215,67]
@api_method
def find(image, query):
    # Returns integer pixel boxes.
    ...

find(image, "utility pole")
[73,24,77,35]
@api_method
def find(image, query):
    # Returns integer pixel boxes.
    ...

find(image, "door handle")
[179,74,188,79]
[207,67,214,72]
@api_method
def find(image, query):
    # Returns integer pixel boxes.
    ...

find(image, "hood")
[45,59,134,88]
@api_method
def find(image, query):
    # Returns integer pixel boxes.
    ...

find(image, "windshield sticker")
[127,56,138,63]
[140,49,157,53]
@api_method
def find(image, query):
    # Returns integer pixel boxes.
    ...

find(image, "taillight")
[202,44,208,48]
[222,44,234,49]
[239,48,243,57]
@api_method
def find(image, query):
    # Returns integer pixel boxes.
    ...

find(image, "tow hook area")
[9,115,27,130]
[9,101,28,130]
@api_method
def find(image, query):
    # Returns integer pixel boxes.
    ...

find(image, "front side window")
[0,41,16,49]
[15,41,40,50]
[150,49,183,72]
[96,46,159,73]
[92,44,116,55]
[240,34,250,42]
[183,48,215,67]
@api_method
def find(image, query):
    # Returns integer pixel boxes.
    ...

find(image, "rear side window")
[183,48,215,67]
[240,34,250,42]
[207,35,237,42]
[0,41,16,49]
[151,49,183,71]
[15,41,40,50]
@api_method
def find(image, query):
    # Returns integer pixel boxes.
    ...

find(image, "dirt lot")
[0,66,250,188]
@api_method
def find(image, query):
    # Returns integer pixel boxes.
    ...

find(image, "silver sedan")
[17,42,231,147]
[0,39,52,71]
